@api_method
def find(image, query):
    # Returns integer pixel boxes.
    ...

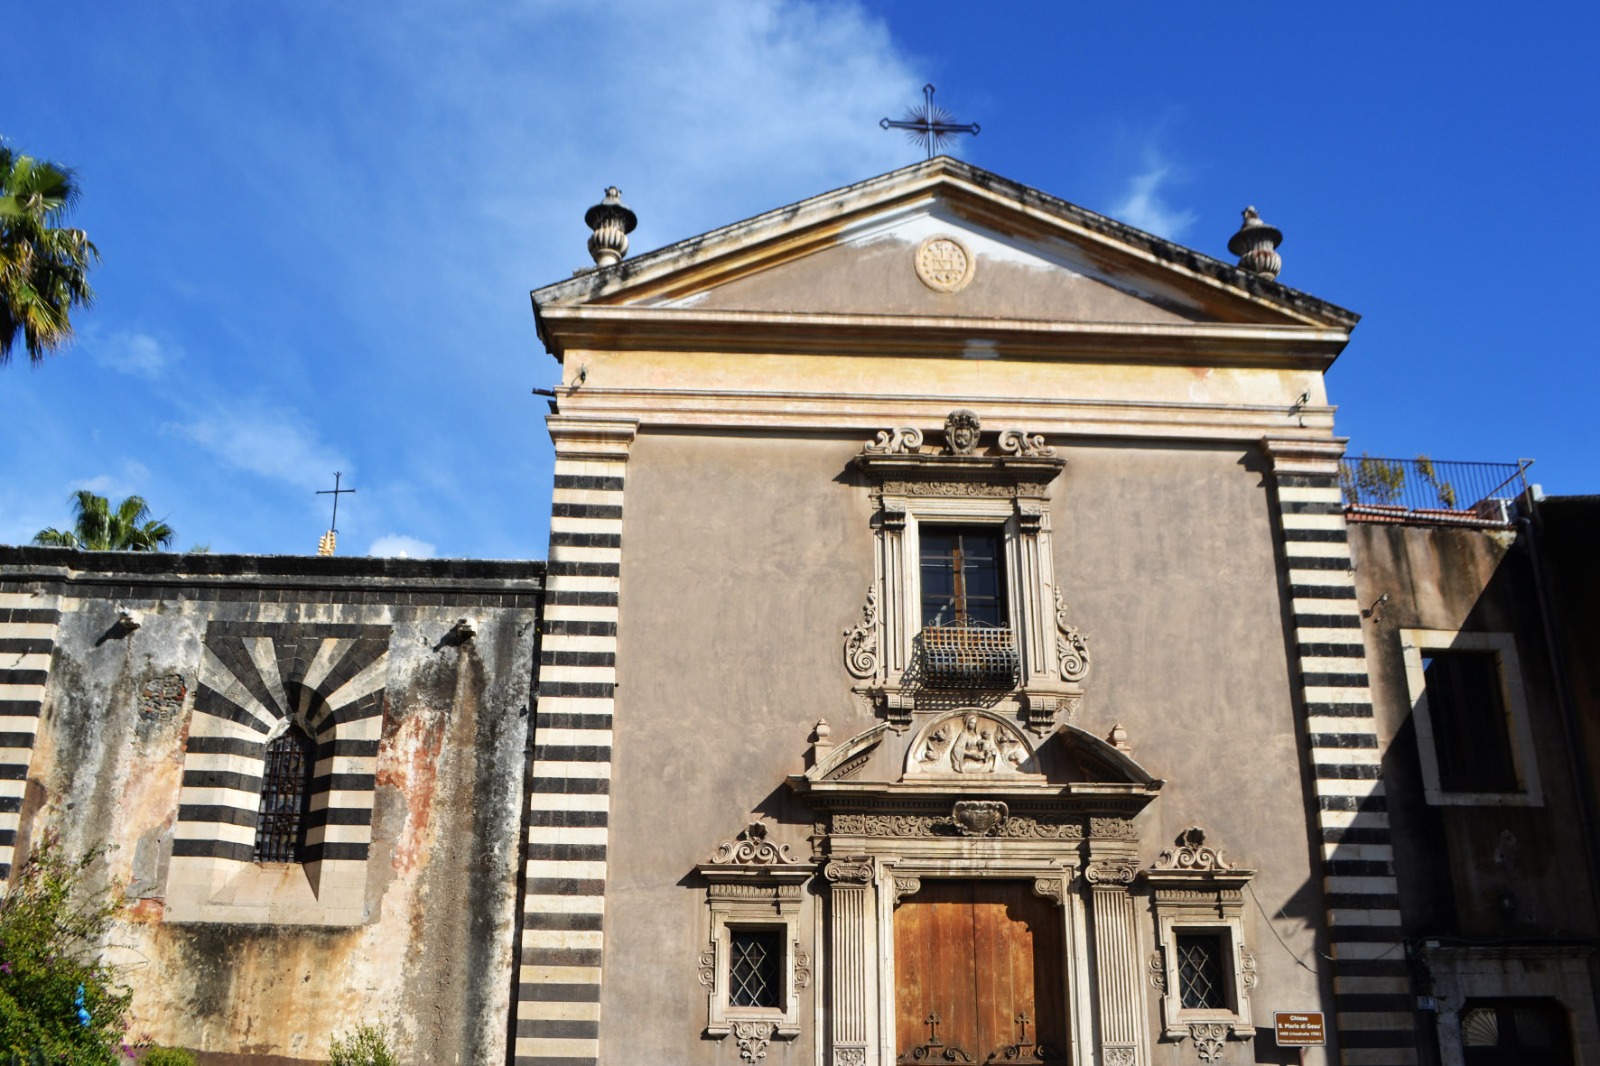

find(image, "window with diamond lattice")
[728,929,783,1009]
[255,725,316,863]
[1176,933,1228,1011]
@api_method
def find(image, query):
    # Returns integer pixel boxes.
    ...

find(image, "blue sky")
[4,3,1596,557]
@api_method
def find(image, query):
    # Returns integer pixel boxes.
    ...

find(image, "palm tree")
[0,145,99,366]
[33,491,175,551]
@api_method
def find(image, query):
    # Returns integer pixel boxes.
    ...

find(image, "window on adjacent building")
[1423,651,1517,793]
[1401,629,1541,807]
[1461,999,1572,1065]
[728,928,784,1010]
[255,724,316,863]
[1176,932,1229,1011]
[920,526,1006,627]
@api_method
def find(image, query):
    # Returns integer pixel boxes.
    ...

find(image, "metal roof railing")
[1339,456,1533,528]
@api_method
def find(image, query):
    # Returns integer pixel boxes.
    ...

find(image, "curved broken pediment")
[795,714,1162,797]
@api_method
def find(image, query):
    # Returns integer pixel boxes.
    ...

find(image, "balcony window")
[920,527,1006,627]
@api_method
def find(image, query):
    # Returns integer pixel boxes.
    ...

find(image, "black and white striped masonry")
[0,591,57,884]
[1264,438,1417,1066]
[515,418,637,1066]
[174,621,389,865]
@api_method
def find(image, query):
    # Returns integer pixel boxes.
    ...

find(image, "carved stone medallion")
[916,235,975,293]
[951,800,1009,837]
[943,409,982,454]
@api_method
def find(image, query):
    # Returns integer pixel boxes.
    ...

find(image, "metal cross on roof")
[881,84,980,160]
[316,471,355,533]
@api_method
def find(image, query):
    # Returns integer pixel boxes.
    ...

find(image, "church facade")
[3,158,1598,1066]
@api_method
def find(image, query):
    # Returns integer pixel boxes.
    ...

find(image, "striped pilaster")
[515,417,637,1066]
[0,591,57,884]
[1263,438,1417,1066]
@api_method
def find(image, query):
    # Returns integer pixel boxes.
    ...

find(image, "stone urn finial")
[1227,205,1283,280]
[585,186,638,267]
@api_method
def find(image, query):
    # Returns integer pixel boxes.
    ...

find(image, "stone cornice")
[535,306,1351,367]
[0,547,544,598]
[547,387,1339,443]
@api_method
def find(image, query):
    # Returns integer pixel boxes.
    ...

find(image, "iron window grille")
[255,725,316,863]
[915,620,1019,690]
[1176,933,1228,1011]
[728,929,784,1009]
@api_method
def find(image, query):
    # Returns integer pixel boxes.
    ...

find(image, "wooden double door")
[893,880,1067,1064]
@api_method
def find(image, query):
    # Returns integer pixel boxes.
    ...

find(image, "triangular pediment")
[533,158,1357,348]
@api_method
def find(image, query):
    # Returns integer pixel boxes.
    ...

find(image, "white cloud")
[164,405,350,493]
[92,330,179,379]
[66,460,151,501]
[1110,160,1197,241]
[368,534,436,559]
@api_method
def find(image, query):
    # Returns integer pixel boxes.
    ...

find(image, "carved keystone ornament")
[950,800,1009,836]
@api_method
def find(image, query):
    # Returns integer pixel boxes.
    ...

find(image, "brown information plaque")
[1275,1012,1326,1046]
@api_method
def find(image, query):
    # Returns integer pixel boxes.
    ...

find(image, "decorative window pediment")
[845,411,1092,733]
[1142,827,1258,1057]
[696,821,815,1048]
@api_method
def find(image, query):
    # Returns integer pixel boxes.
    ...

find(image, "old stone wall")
[1348,522,1599,941]
[0,548,542,1065]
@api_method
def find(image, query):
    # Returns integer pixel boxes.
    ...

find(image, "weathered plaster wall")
[607,430,874,1066]
[1348,523,1599,940]
[605,431,1327,1064]
[0,549,542,1066]
[1053,440,1328,1060]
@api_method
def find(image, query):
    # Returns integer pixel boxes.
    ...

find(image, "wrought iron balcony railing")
[1339,456,1532,528]
[914,620,1019,690]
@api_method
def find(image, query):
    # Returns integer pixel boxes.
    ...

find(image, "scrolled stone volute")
[584,186,638,267]
[1227,205,1283,280]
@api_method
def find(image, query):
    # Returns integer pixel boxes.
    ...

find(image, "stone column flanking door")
[826,856,879,1066]
[514,416,637,1066]
[1085,824,1147,1066]
[1263,437,1417,1066]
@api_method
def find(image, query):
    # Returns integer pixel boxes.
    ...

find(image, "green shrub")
[328,1023,396,1066]
[0,833,130,1063]
[141,1047,197,1066]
